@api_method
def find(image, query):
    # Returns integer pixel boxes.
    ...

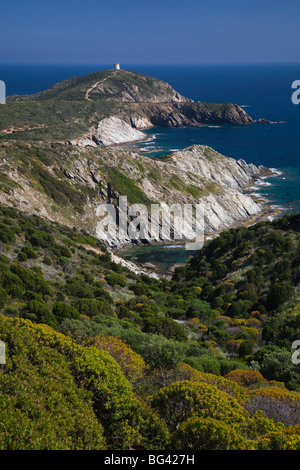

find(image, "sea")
[1,62,300,273]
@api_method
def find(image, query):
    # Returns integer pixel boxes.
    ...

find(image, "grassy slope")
[0,69,180,142]
[1,207,300,448]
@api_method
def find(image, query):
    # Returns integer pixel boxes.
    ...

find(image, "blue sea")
[1,63,300,271]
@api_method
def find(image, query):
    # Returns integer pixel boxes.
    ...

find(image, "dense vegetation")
[1,205,300,449]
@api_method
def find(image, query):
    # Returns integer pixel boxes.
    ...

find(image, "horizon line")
[1,61,300,66]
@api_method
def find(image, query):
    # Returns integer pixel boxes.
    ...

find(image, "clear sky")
[1,0,299,64]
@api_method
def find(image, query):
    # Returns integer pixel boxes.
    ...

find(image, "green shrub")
[138,335,187,370]
[74,298,115,318]
[0,222,16,243]
[43,256,52,266]
[66,277,94,299]
[0,315,106,450]
[172,416,246,450]
[0,286,7,308]
[26,229,55,249]
[105,273,127,288]
[52,302,80,321]
[150,380,247,432]
[22,299,57,328]
[21,246,38,259]
[17,251,28,262]
[185,355,221,375]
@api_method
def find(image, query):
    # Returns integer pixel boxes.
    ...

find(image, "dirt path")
[1,124,49,134]
[81,244,104,255]
[85,75,112,101]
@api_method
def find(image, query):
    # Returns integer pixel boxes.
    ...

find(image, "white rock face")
[110,252,159,279]
[76,138,98,148]
[95,188,262,250]
[70,116,147,147]
[201,189,260,233]
[93,117,146,146]
[93,145,273,250]
[130,116,153,129]
[171,145,266,189]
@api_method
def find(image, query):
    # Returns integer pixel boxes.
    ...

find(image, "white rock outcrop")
[130,116,153,129]
[171,145,266,189]
[70,117,147,147]
[94,117,146,146]
[92,145,274,250]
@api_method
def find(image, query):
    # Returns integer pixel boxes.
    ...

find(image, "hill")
[174,213,300,389]
[1,206,300,449]
[0,141,272,249]
[0,68,254,143]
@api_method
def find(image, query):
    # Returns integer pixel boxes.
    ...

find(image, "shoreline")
[114,168,285,278]
[115,202,284,279]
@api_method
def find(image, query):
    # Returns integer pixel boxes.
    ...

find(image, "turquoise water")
[119,243,197,275]
[1,63,300,272]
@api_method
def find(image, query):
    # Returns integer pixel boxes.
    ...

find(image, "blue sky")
[1,0,299,64]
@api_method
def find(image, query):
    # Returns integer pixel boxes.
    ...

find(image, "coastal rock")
[72,137,98,148]
[173,102,254,126]
[71,116,147,147]
[130,116,153,129]
[257,118,273,124]
[95,187,262,251]
[93,117,146,146]
[90,145,274,249]
[170,145,271,188]
[126,101,254,132]
[201,189,260,233]
[110,252,159,279]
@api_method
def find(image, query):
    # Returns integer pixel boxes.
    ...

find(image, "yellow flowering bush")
[172,416,247,450]
[0,316,168,450]
[92,334,146,380]
[246,318,261,327]
[244,410,285,440]
[232,318,247,326]
[149,380,248,432]
[240,326,260,340]
[179,364,249,402]
[193,286,202,294]
[225,369,265,388]
[0,315,106,450]
[255,431,300,450]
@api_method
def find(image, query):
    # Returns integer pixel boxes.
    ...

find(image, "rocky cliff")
[0,142,274,250]
[129,101,253,129]
[170,145,265,188]
[70,116,147,147]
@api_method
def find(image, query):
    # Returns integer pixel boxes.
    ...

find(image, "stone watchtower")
[113,63,120,70]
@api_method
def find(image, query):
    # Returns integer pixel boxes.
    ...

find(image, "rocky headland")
[2,69,259,145]
[0,67,278,271]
